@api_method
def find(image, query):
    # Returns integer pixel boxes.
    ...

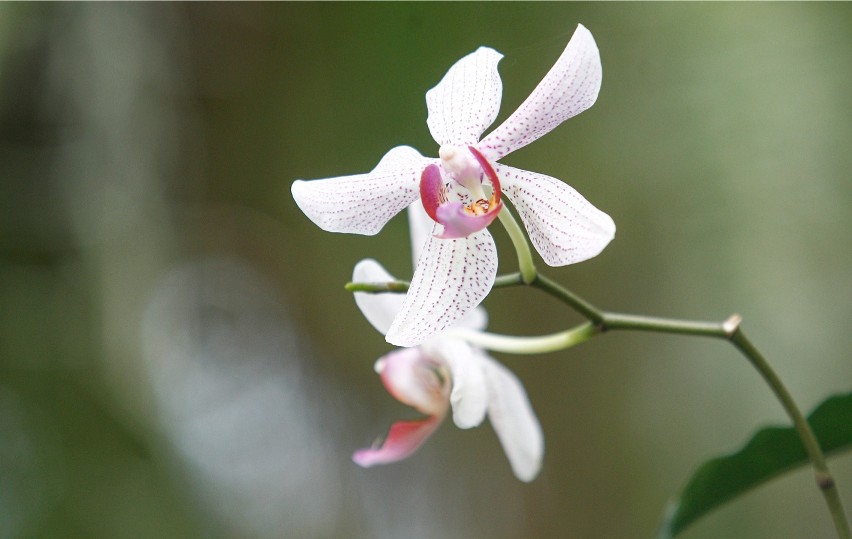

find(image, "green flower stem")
[445,322,598,354]
[527,276,851,538]
[344,281,410,293]
[497,207,537,284]
[530,273,604,325]
[603,312,729,338]
[345,272,524,294]
[728,327,851,539]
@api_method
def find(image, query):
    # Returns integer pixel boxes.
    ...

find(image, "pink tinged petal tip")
[352,416,444,468]
[478,24,602,162]
[385,229,498,347]
[354,347,450,468]
[291,146,431,235]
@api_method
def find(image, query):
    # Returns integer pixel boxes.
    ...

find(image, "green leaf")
[657,390,852,539]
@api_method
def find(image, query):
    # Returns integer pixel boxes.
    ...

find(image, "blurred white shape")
[141,255,342,538]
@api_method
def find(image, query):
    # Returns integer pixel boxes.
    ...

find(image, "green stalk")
[523,276,850,538]
[445,322,598,354]
[728,325,851,539]
[497,206,537,284]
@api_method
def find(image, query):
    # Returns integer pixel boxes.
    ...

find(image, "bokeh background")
[1,3,850,538]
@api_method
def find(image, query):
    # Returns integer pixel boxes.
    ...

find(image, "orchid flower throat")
[419,145,503,239]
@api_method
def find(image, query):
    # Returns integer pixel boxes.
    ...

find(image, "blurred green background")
[1,3,850,538]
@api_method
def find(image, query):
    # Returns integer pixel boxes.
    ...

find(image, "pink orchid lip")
[419,147,503,238]
[435,200,503,239]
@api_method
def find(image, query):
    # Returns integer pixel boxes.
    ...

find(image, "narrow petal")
[424,338,488,430]
[481,355,544,482]
[479,24,602,161]
[353,259,405,335]
[498,164,615,267]
[426,47,504,147]
[386,227,498,347]
[352,415,444,468]
[291,146,432,235]
[409,204,489,332]
[378,348,450,416]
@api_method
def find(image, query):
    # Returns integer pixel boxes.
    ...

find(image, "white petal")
[353,259,405,335]
[426,47,504,147]
[425,338,488,429]
[408,204,488,332]
[481,355,543,482]
[291,146,432,235]
[385,226,498,347]
[456,305,488,332]
[407,201,433,271]
[498,164,615,267]
[479,24,601,161]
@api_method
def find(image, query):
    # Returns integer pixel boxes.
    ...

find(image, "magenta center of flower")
[419,146,503,239]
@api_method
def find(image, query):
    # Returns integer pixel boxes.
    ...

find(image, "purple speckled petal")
[291,146,433,235]
[498,163,615,267]
[386,226,498,347]
[479,24,601,161]
[426,47,504,147]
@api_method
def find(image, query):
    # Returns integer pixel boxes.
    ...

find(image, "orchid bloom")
[351,254,544,482]
[292,24,615,347]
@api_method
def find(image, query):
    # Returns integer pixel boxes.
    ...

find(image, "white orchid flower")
[351,255,544,482]
[293,24,615,347]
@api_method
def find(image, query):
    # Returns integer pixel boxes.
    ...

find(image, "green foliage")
[657,391,852,538]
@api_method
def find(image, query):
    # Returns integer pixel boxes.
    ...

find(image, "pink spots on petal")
[386,231,498,347]
[497,163,614,267]
[478,24,602,161]
[292,146,432,235]
[426,47,504,147]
